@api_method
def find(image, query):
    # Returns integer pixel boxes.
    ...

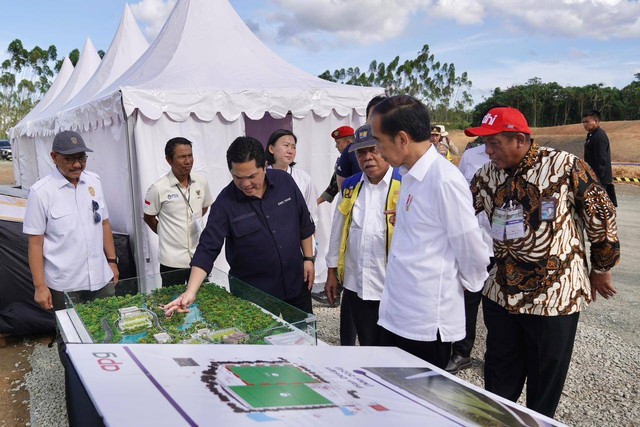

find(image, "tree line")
[319,44,640,128]
[471,76,640,128]
[318,44,474,128]
[0,38,103,138]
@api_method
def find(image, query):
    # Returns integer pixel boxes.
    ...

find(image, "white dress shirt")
[326,167,393,300]
[378,145,490,342]
[458,144,493,257]
[23,168,113,292]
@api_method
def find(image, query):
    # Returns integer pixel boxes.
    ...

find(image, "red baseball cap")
[464,107,531,137]
[331,126,355,140]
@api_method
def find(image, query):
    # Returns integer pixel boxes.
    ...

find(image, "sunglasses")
[92,200,101,224]
[62,154,88,165]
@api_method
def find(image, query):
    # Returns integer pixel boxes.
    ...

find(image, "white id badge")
[505,206,525,240]
[491,208,508,241]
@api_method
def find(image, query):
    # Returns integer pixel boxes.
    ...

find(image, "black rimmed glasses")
[62,154,88,165]
[355,146,381,158]
[92,200,101,224]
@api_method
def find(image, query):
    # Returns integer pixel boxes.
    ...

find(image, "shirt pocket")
[49,206,74,234]
[231,211,261,238]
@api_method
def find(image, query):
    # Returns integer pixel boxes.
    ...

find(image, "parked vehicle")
[0,140,12,160]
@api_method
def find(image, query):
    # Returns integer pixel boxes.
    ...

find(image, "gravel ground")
[25,344,67,427]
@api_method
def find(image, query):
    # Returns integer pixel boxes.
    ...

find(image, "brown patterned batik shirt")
[471,143,620,315]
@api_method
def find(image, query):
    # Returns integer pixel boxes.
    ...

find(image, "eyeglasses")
[92,200,101,224]
[355,146,381,158]
[62,154,88,165]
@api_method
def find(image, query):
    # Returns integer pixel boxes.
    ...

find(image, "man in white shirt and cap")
[24,130,119,311]
[370,95,490,369]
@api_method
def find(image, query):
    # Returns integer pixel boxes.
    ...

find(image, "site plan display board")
[67,344,564,426]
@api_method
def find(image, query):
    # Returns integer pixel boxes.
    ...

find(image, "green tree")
[318,44,474,128]
[0,39,58,137]
[472,77,638,127]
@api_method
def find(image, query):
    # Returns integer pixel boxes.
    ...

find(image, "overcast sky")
[1,0,638,105]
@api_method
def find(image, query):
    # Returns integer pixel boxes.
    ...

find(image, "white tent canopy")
[56,4,149,133]
[24,38,102,137]
[9,57,74,187]
[10,57,74,138]
[11,0,384,291]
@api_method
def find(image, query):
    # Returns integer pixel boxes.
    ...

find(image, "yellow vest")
[336,170,402,282]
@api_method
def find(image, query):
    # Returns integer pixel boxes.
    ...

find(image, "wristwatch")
[591,268,608,274]
[107,257,118,264]
[303,256,316,264]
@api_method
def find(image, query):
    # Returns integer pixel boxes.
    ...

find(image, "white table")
[66,343,563,427]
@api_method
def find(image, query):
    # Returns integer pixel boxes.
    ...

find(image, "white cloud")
[258,0,640,47]
[266,0,423,47]
[130,0,177,41]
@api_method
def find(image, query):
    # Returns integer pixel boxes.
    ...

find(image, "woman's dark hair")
[265,129,297,167]
[226,136,266,170]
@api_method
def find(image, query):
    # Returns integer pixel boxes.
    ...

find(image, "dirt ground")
[0,160,15,186]
[0,120,638,425]
[0,333,51,427]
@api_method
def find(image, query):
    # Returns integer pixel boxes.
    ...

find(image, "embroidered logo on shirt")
[277,197,292,206]
[145,200,151,206]
[343,186,356,199]
[196,190,201,196]
[168,193,180,200]
[88,186,95,197]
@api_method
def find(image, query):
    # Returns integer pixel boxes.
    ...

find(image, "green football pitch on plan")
[229,384,333,409]
[228,365,318,385]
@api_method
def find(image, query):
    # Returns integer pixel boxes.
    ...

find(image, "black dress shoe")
[445,354,472,374]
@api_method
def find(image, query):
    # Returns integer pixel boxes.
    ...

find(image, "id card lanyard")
[491,200,525,241]
[176,183,203,258]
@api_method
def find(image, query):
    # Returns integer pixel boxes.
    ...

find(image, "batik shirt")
[471,143,620,315]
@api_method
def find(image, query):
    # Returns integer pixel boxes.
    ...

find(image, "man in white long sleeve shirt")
[371,95,490,369]
[325,124,401,346]
[446,141,494,374]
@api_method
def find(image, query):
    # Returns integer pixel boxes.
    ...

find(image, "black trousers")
[160,264,191,288]
[451,257,494,358]
[451,289,483,358]
[482,296,579,418]
[604,183,618,207]
[379,327,451,370]
[340,287,358,346]
[284,288,313,314]
[342,289,382,346]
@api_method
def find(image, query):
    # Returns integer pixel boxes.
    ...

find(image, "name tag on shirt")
[505,206,525,240]
[491,208,507,241]
[492,205,525,241]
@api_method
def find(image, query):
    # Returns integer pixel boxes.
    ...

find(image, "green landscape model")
[72,283,293,344]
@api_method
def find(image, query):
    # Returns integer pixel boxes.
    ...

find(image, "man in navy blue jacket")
[164,136,316,314]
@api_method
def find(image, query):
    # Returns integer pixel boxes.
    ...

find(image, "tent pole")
[122,100,150,294]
